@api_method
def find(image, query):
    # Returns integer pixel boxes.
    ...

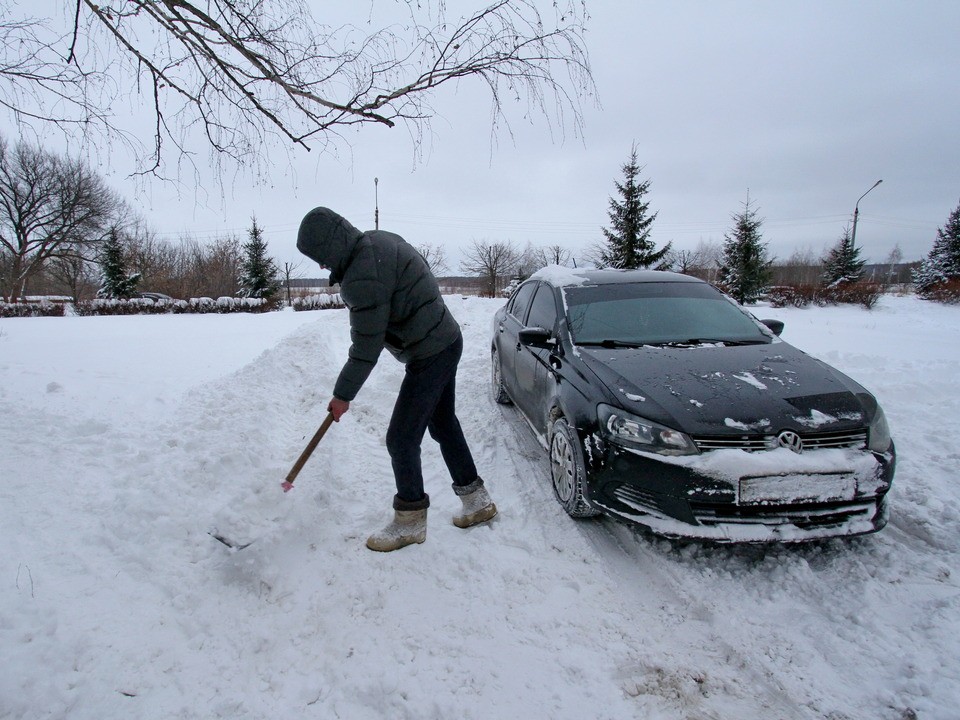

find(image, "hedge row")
[292,293,345,311]
[1,294,346,318]
[0,301,66,318]
[766,282,884,310]
[73,296,280,316]
[917,278,960,304]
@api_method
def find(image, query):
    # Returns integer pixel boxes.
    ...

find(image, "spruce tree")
[718,196,772,304]
[238,217,281,302]
[600,145,671,269]
[822,225,866,286]
[97,228,141,299]
[914,199,960,300]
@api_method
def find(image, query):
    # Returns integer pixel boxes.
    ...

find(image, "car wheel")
[549,418,600,518]
[491,348,512,405]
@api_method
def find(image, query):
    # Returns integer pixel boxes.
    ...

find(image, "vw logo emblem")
[777,431,804,454]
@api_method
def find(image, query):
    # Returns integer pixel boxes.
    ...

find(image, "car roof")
[529,266,705,288]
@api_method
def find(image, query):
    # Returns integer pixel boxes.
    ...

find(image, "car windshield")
[563,281,771,346]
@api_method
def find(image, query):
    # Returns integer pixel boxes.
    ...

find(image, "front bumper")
[584,438,895,542]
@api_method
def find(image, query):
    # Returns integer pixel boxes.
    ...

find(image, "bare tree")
[127,226,185,296]
[664,248,693,274]
[460,238,519,297]
[0,137,122,302]
[136,231,242,299]
[46,250,98,301]
[2,2,592,177]
[535,244,572,267]
[884,244,904,286]
[415,243,449,277]
[515,241,543,280]
[685,240,723,283]
[770,246,823,286]
[280,260,303,307]
[580,240,609,269]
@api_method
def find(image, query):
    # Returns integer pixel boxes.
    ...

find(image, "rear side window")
[526,284,558,331]
[508,282,537,323]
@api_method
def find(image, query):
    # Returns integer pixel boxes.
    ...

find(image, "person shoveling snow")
[295,207,497,551]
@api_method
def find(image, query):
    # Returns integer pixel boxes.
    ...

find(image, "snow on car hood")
[577,342,872,436]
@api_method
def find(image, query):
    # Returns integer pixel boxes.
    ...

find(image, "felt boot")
[366,508,427,552]
[452,478,498,528]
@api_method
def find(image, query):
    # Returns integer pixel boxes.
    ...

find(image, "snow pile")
[1,294,958,719]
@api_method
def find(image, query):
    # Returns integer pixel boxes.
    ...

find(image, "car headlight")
[868,404,892,452]
[597,404,698,456]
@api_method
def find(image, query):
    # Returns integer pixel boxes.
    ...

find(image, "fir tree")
[238,217,281,302]
[914,199,960,299]
[97,228,141,299]
[600,145,671,269]
[718,195,772,304]
[822,225,866,286]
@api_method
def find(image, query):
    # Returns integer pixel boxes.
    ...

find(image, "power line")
[144,210,939,244]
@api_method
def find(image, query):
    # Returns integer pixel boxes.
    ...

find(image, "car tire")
[491,348,512,405]
[549,418,600,518]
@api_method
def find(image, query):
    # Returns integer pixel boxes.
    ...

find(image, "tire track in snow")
[487,397,816,718]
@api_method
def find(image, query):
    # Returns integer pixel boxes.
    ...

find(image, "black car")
[491,268,895,542]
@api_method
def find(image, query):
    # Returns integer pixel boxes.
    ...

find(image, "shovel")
[281,411,335,493]
[210,412,335,549]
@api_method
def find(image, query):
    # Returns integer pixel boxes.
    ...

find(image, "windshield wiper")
[576,339,646,349]
[693,338,768,346]
[651,338,769,347]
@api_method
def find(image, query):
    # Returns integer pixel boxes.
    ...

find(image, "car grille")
[691,428,868,452]
[689,500,877,529]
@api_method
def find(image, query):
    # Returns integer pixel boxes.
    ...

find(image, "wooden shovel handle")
[282,412,334,488]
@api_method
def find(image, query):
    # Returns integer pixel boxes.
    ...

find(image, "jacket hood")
[297,207,364,282]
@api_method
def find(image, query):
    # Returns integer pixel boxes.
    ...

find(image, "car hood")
[577,342,874,435]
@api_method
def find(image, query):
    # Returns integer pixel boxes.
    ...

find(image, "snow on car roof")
[530,264,592,286]
[530,265,702,287]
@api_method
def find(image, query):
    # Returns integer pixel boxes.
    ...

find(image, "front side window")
[526,285,559,332]
[508,281,537,323]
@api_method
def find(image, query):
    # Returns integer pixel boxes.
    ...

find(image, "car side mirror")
[518,326,555,347]
[761,319,784,336]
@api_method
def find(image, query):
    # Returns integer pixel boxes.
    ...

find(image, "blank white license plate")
[739,473,857,505]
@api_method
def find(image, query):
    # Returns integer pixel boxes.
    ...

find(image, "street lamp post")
[850,179,882,248]
[374,177,379,230]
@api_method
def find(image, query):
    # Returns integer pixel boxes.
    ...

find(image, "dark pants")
[386,333,478,507]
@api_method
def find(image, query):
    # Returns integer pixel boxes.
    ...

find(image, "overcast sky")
[24,2,960,273]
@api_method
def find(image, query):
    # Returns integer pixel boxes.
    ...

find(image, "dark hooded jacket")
[297,207,461,402]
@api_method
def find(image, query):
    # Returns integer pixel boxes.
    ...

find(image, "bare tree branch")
[0,1,593,178]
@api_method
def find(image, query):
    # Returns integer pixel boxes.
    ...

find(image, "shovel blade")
[209,531,254,550]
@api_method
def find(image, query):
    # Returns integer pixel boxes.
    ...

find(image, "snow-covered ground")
[1,294,957,720]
